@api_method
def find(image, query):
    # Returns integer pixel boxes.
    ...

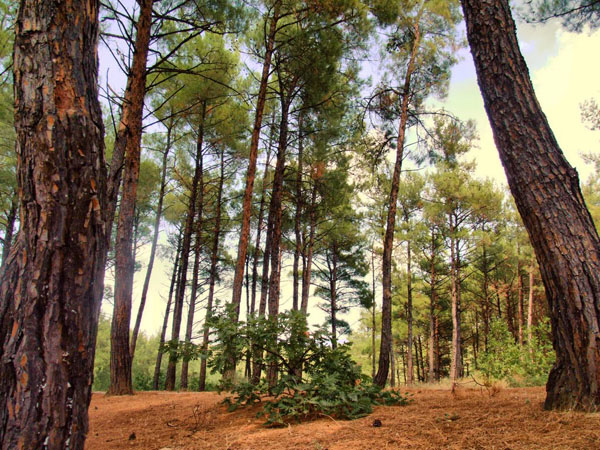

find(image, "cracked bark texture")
[462,0,600,410]
[0,1,106,447]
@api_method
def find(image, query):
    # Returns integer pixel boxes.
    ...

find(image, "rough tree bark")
[230,2,280,318]
[292,112,304,311]
[108,0,154,396]
[0,195,17,271]
[0,1,106,447]
[462,0,600,410]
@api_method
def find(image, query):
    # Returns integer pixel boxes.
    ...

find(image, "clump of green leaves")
[477,319,554,387]
[210,306,410,426]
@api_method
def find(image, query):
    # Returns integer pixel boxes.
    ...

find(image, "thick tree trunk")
[165,112,205,391]
[199,149,225,391]
[375,19,422,387]
[406,240,414,384]
[0,195,17,271]
[0,1,106,447]
[462,0,600,410]
[153,236,181,390]
[231,2,280,318]
[130,126,172,359]
[108,0,154,397]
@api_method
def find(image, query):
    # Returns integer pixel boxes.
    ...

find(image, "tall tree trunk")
[372,247,377,379]
[250,122,275,315]
[375,17,422,387]
[0,1,106,446]
[527,264,535,354]
[329,248,338,349]
[482,245,491,352]
[0,194,17,271]
[153,236,182,390]
[517,245,524,346]
[105,0,154,247]
[266,88,292,387]
[406,239,414,384]
[413,338,421,383]
[165,110,205,391]
[292,112,304,311]
[428,230,437,382]
[449,217,463,383]
[199,149,225,391]
[181,120,206,390]
[130,125,172,359]
[231,2,280,318]
[301,182,318,313]
[462,0,600,410]
[108,0,154,397]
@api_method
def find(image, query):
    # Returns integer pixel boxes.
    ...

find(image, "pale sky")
[101,14,600,338]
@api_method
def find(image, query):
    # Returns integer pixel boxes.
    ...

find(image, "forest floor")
[86,386,600,449]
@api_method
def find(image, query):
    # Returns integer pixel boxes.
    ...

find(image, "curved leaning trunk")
[461,0,600,410]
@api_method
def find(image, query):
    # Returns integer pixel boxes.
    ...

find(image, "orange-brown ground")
[87,387,600,449]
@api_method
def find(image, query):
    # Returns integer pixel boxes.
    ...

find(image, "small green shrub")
[478,319,554,387]
[211,306,410,426]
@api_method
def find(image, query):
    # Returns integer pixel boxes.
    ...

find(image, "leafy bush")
[210,306,410,426]
[477,319,554,387]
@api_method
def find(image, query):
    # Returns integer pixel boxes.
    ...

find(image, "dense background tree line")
[1,0,600,446]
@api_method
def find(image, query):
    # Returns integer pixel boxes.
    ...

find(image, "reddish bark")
[462,0,600,410]
[0,1,106,447]
[230,2,280,318]
[108,0,154,396]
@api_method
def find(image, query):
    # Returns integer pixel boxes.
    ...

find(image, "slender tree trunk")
[292,112,304,311]
[372,247,377,379]
[418,335,425,382]
[301,182,318,313]
[428,230,437,382]
[449,217,463,383]
[414,339,421,383]
[199,149,225,391]
[266,88,293,387]
[329,248,338,349]
[0,195,17,271]
[181,121,206,390]
[517,246,524,346]
[165,110,205,391]
[528,264,535,353]
[108,0,154,397]
[250,123,275,315]
[0,1,106,446]
[130,126,172,359]
[462,0,600,410]
[482,246,491,352]
[153,236,182,390]
[105,0,154,247]
[375,18,422,387]
[406,240,414,384]
[231,2,280,318]
[390,346,396,387]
